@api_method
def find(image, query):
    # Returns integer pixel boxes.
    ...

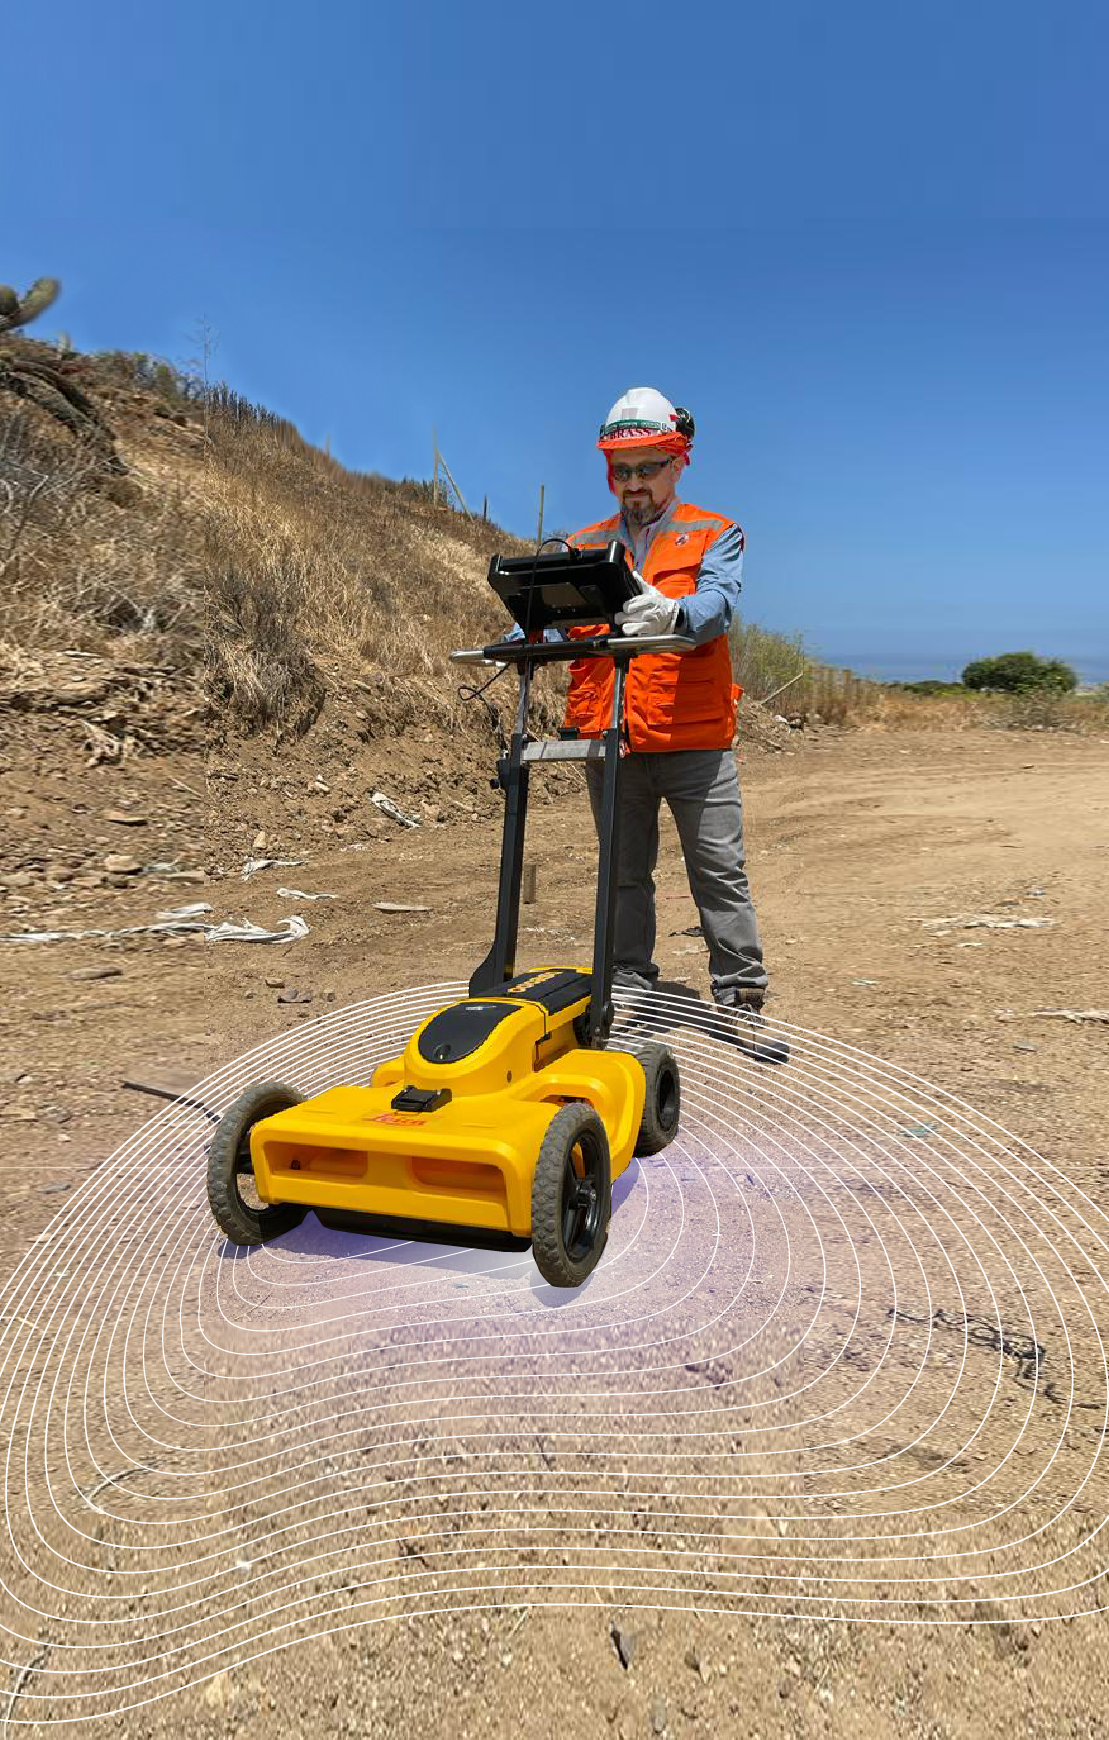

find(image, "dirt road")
[1,724,1107,1737]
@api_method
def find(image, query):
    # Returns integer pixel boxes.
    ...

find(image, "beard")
[621,493,666,528]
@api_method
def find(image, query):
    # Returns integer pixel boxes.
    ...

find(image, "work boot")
[717,989,789,1065]
[721,988,764,1042]
[715,986,765,1020]
[611,969,662,1039]
[612,968,657,1000]
[730,988,766,1012]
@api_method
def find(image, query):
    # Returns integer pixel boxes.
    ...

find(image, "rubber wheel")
[633,1042,681,1156]
[531,1102,611,1288]
[206,1081,308,1246]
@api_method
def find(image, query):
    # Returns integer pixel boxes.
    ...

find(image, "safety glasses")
[609,458,674,483]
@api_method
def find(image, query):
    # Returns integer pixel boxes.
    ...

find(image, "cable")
[524,535,572,642]
[456,661,510,753]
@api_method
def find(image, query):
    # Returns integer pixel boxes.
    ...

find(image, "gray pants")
[584,748,767,1002]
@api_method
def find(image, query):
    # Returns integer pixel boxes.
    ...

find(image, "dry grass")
[867,686,1109,735]
[728,618,810,703]
[0,388,536,743]
[730,618,1107,738]
[0,409,205,676]
[198,415,546,740]
[3,353,1103,750]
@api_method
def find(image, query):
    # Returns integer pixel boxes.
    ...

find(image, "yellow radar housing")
[206,546,695,1286]
[248,973,645,1239]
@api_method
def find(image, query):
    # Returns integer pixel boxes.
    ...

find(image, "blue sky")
[7,1,1107,681]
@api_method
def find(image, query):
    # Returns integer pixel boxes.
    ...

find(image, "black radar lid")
[486,540,638,634]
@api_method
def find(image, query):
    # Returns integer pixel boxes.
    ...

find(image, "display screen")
[486,541,638,632]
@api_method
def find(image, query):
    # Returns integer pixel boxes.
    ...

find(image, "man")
[566,386,768,1034]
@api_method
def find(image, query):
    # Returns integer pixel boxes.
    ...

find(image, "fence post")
[438,449,471,517]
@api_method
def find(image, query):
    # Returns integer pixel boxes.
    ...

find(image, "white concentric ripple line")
[1,983,1107,1722]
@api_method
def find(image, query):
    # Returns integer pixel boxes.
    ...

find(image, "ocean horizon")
[825,654,1109,688]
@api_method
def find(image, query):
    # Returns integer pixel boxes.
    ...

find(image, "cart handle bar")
[450,632,696,666]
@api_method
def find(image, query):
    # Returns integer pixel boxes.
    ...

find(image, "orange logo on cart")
[512,970,562,992]
[365,1111,428,1126]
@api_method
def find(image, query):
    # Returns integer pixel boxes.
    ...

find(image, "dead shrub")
[869,686,1109,736]
[203,528,325,739]
[0,410,98,587]
[995,689,1084,732]
[0,409,208,714]
[729,618,810,702]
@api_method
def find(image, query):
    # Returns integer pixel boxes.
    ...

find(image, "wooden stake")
[432,426,439,507]
[536,483,545,548]
[438,449,471,517]
[522,862,538,904]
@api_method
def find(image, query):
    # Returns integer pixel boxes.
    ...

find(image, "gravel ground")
[1,720,1108,1737]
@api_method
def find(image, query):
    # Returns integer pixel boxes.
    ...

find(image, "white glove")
[616,587,681,637]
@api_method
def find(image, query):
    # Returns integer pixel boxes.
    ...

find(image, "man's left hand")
[616,590,681,637]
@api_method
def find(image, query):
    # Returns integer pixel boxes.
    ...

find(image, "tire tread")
[633,1042,681,1156]
[531,1102,610,1287]
[206,1080,307,1246]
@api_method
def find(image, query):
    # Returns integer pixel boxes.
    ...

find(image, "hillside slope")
[1,338,542,754]
[0,343,805,891]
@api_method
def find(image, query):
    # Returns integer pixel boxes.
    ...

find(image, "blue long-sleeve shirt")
[620,503,744,645]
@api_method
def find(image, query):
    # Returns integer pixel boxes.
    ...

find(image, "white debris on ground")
[370,791,421,828]
[0,911,310,945]
[923,914,1056,933]
[204,916,310,943]
[240,856,304,880]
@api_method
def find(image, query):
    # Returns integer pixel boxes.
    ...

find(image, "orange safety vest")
[563,502,743,752]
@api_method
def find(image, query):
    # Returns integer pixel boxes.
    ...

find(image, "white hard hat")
[597,386,694,455]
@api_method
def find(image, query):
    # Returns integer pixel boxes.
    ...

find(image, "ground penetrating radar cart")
[206,540,684,1286]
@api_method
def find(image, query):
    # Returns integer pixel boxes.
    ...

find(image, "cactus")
[0,277,61,334]
[0,276,124,471]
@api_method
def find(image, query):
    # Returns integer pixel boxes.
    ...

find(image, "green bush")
[961,650,1077,693]
[152,360,180,398]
